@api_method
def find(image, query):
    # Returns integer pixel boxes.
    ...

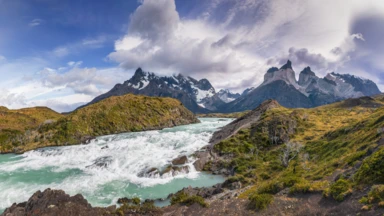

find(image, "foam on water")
[0,118,232,211]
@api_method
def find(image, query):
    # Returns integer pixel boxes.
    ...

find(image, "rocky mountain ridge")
[76,61,381,114]
[222,60,381,112]
[81,68,222,113]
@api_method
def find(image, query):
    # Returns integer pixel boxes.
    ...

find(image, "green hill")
[203,96,384,212]
[0,94,199,153]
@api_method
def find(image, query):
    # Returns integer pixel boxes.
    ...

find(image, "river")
[0,118,232,212]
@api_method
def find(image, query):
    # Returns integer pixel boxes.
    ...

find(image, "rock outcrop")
[1,189,116,216]
[210,99,281,145]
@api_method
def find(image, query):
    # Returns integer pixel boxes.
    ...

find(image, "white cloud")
[108,0,384,92]
[82,36,107,48]
[29,18,43,27]
[0,56,129,112]
[0,55,6,62]
[67,61,83,67]
[53,47,69,57]
[51,36,108,58]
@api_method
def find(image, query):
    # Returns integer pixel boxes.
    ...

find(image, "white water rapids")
[0,118,232,212]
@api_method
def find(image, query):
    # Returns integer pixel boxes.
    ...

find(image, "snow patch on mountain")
[217,89,240,103]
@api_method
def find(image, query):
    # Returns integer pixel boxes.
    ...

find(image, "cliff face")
[0,94,199,154]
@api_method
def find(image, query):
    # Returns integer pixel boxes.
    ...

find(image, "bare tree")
[280,142,303,167]
[301,152,310,171]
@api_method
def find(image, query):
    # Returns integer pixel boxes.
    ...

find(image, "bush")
[132,197,141,205]
[367,185,384,203]
[257,181,284,194]
[170,192,208,208]
[359,196,369,204]
[248,193,273,210]
[328,179,351,201]
[355,148,384,184]
[289,180,311,194]
[183,195,208,208]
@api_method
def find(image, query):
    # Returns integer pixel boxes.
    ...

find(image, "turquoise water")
[0,118,232,212]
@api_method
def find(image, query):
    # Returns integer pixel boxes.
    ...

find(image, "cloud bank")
[109,0,384,92]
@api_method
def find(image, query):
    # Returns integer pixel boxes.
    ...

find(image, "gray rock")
[172,155,188,165]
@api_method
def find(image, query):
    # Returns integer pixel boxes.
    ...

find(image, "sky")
[0,0,384,112]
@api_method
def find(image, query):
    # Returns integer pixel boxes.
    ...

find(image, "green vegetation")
[248,193,273,210]
[212,97,384,209]
[115,197,161,216]
[360,185,384,208]
[0,94,198,153]
[324,179,352,201]
[354,148,384,184]
[170,192,208,207]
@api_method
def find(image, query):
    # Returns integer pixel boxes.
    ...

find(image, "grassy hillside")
[207,96,384,211]
[0,94,199,153]
[197,111,249,118]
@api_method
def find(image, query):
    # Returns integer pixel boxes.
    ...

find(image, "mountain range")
[80,68,241,113]
[79,60,381,113]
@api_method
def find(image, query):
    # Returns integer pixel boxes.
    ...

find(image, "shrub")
[359,196,369,204]
[132,197,141,205]
[309,181,329,192]
[355,148,384,184]
[289,180,311,194]
[248,193,273,210]
[367,185,384,203]
[183,195,208,208]
[328,179,351,201]
[170,192,208,208]
[379,201,384,208]
[257,181,284,194]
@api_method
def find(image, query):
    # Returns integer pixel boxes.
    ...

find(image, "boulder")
[172,155,188,165]
[138,167,160,178]
[161,165,190,177]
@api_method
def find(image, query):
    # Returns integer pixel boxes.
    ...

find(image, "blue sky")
[1,0,384,112]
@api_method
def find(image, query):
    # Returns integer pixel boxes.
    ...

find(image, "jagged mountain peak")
[267,67,279,73]
[216,89,240,103]
[298,67,317,86]
[133,67,146,77]
[263,60,298,87]
[300,66,316,76]
[280,60,293,70]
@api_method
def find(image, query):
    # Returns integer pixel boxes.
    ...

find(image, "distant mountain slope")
[80,68,220,113]
[222,60,381,112]
[0,94,199,153]
[216,89,241,103]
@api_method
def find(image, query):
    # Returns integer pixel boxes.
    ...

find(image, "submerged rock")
[161,165,190,177]
[138,167,161,178]
[86,156,113,169]
[80,135,95,144]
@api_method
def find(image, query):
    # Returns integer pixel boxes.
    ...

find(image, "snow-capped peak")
[217,89,240,103]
